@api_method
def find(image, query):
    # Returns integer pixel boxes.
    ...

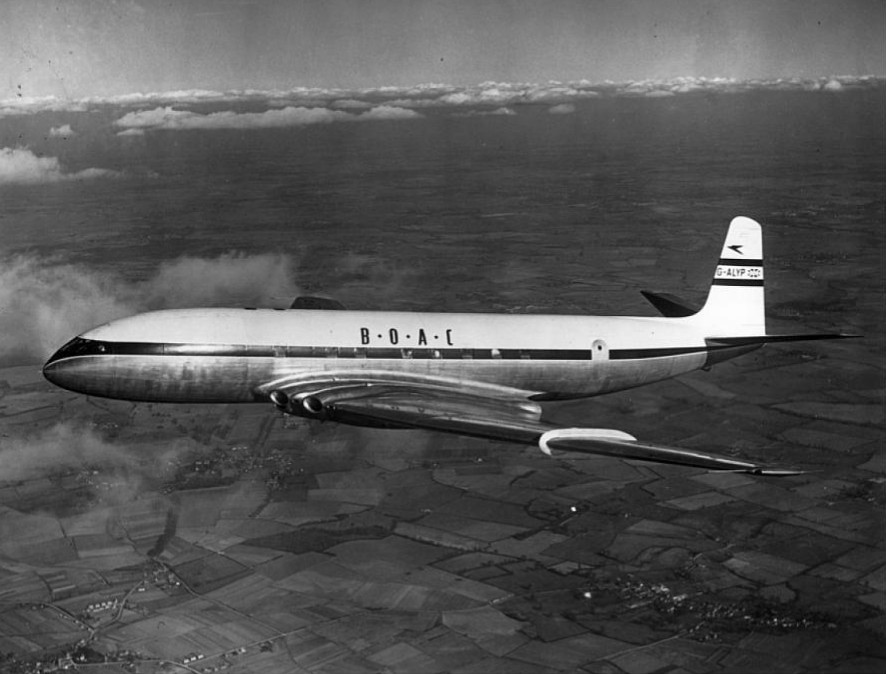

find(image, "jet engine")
[268,384,407,428]
[269,389,330,418]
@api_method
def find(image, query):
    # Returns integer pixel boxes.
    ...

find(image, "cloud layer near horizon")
[114,104,421,133]
[2,75,880,122]
[0,147,119,184]
[4,0,883,102]
[0,252,298,362]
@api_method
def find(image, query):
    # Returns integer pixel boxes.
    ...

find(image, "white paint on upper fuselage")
[82,308,705,351]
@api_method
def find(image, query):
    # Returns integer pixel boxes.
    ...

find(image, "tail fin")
[690,216,765,336]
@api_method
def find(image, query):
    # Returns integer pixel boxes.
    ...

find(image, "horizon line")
[3,74,884,112]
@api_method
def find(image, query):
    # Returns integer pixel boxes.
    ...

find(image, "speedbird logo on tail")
[728,244,744,255]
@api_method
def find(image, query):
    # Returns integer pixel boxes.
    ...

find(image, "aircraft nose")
[42,357,70,389]
[42,336,121,396]
[43,351,97,394]
[43,343,69,383]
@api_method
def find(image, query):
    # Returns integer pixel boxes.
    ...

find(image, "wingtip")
[745,467,807,477]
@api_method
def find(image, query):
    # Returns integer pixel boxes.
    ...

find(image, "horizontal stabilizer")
[706,333,860,347]
[290,296,346,310]
[641,290,699,317]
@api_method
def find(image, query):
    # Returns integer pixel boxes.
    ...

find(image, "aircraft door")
[591,339,609,361]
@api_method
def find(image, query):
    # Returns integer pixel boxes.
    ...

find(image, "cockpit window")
[48,337,109,362]
[61,337,94,357]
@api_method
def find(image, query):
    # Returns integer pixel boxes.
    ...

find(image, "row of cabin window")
[164,345,536,359]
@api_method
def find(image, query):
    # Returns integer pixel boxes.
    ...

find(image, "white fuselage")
[42,308,755,404]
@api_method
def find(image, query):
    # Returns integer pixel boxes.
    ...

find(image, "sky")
[2,0,885,100]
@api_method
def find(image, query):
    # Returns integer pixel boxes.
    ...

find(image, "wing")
[263,377,799,475]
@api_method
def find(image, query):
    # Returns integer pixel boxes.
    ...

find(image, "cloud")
[3,422,127,482]
[0,256,135,362]
[0,421,199,499]
[437,87,520,107]
[114,105,421,131]
[0,96,90,117]
[454,107,516,118]
[114,106,195,129]
[548,103,576,114]
[0,422,120,483]
[0,147,120,185]
[2,76,883,119]
[143,252,297,309]
[324,254,420,310]
[357,105,422,121]
[399,81,598,108]
[526,85,595,103]
[48,124,76,138]
[0,252,298,362]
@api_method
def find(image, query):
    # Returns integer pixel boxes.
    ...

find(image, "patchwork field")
[1,85,883,672]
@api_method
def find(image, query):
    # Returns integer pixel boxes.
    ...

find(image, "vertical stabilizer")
[691,216,765,336]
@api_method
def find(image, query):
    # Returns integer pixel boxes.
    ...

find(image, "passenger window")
[592,339,609,361]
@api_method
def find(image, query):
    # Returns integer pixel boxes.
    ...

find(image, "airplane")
[43,216,853,475]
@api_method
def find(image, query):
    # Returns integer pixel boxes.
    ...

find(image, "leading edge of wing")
[321,387,801,475]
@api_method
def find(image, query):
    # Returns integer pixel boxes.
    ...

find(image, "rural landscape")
[0,25,883,670]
